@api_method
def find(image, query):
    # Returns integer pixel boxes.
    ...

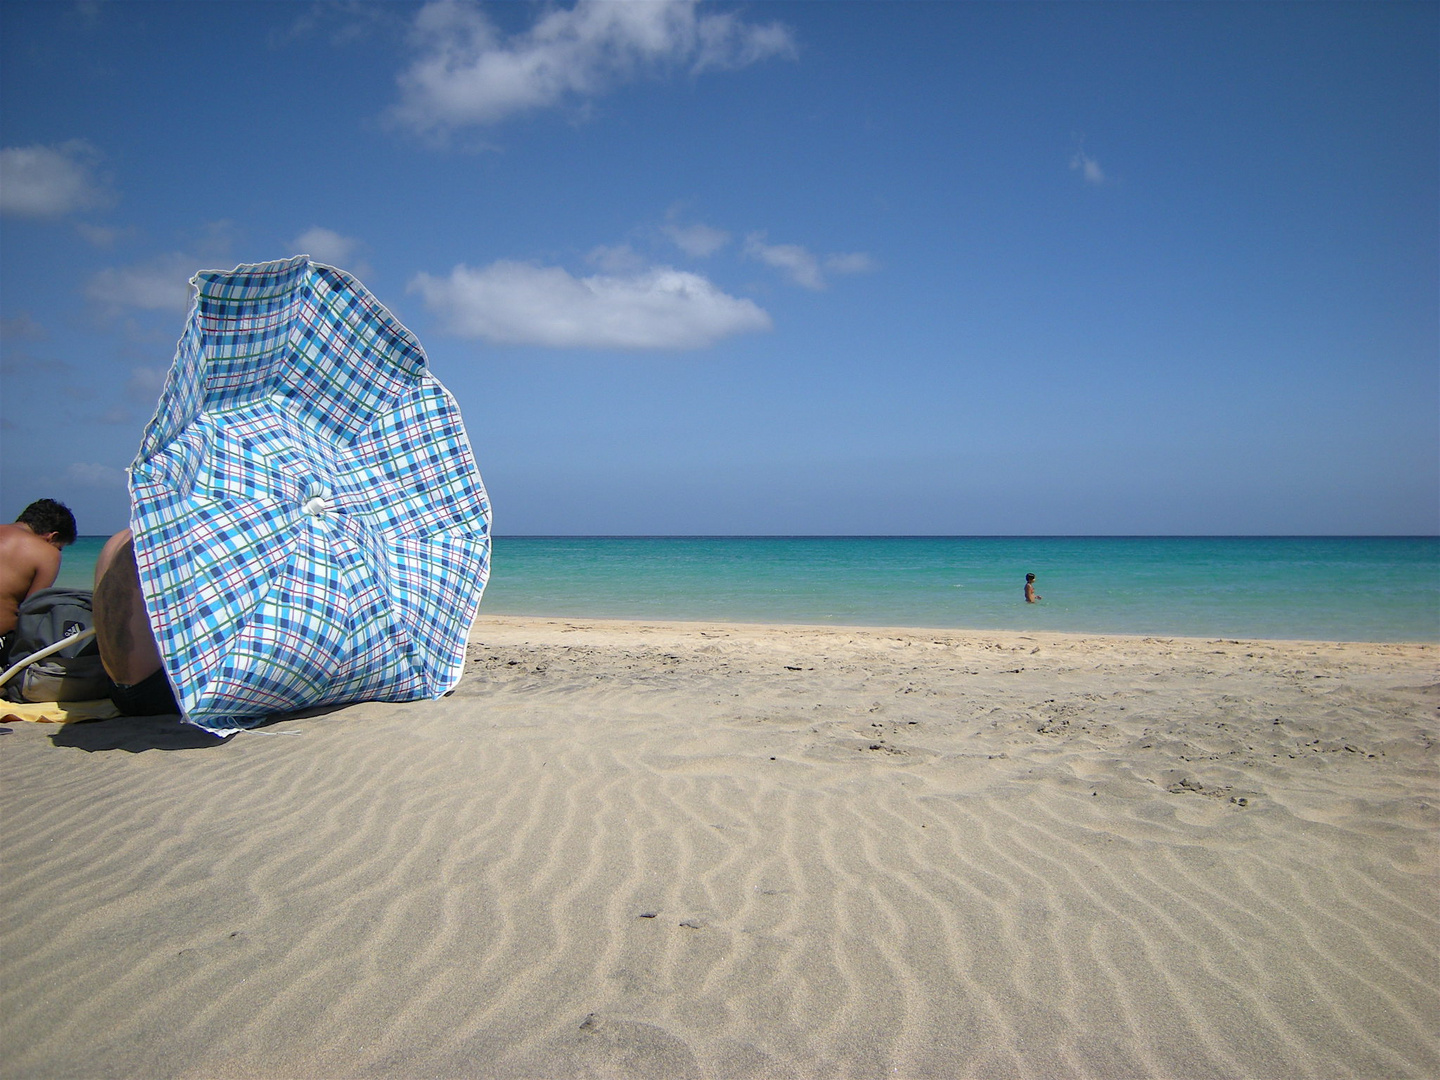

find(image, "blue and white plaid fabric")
[129,256,491,733]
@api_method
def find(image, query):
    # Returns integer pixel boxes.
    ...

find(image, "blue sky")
[2,0,1435,536]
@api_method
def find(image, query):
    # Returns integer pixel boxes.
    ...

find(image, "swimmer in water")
[1024,573,1042,603]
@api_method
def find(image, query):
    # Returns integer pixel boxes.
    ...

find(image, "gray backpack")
[2,588,111,703]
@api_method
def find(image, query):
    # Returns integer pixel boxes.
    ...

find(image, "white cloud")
[410,259,771,349]
[0,140,112,218]
[86,253,200,314]
[65,462,127,489]
[1070,150,1105,185]
[291,226,362,268]
[388,0,795,134]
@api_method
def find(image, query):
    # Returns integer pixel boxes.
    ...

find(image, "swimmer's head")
[1025,573,1036,582]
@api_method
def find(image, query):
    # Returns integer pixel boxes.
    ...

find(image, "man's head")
[16,499,77,547]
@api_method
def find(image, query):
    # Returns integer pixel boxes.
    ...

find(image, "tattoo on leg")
[95,540,137,659]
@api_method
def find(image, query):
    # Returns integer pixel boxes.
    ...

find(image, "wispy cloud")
[0,312,57,379]
[745,234,824,289]
[276,0,410,47]
[86,253,200,315]
[84,225,242,317]
[0,140,113,218]
[410,259,772,349]
[586,243,648,275]
[824,252,875,275]
[663,212,730,258]
[290,226,370,276]
[387,0,795,135]
[64,462,127,489]
[126,364,167,404]
[743,233,874,290]
[1070,149,1105,185]
[0,352,71,380]
[75,222,136,248]
[0,312,47,343]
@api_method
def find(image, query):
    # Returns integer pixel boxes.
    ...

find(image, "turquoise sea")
[60,535,1438,642]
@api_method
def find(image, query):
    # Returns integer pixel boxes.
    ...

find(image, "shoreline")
[3,614,1436,1077]
[473,611,1440,649]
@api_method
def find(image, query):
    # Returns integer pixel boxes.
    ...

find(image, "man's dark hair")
[15,499,77,545]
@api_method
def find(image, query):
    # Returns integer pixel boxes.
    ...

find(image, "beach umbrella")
[128,256,491,734]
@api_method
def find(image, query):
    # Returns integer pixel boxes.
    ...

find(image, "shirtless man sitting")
[93,528,179,715]
[0,499,77,663]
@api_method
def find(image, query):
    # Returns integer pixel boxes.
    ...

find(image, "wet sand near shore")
[2,616,1436,1079]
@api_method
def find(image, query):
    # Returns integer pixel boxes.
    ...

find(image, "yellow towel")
[1,700,121,724]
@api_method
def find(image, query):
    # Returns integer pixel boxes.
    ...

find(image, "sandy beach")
[1,616,1436,1079]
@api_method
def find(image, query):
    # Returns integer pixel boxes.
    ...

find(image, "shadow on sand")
[48,705,346,753]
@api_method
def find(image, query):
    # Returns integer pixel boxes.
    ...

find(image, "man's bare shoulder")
[0,523,60,574]
[1,522,41,551]
[0,523,64,634]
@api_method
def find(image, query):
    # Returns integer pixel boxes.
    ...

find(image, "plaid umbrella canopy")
[129,256,491,734]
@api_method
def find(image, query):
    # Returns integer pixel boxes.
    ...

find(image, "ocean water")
[58,536,1439,643]
[52,536,109,592]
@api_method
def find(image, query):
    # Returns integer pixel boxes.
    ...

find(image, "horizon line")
[491,533,1440,540]
[68,533,1439,541]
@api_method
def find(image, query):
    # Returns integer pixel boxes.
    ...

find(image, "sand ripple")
[1,620,1435,1078]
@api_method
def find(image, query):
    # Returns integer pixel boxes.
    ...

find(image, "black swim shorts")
[109,668,180,716]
